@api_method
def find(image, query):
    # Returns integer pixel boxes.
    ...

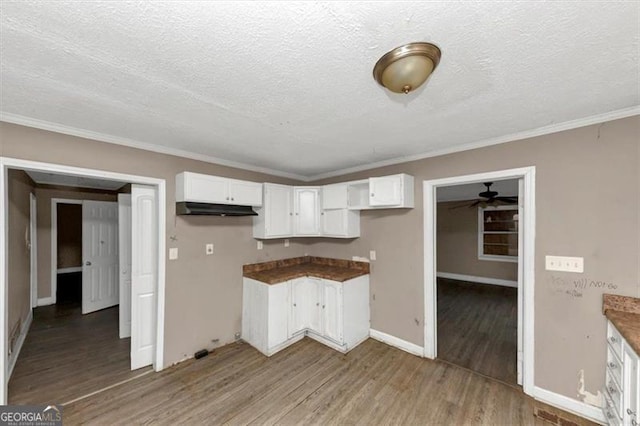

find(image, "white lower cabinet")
[604,321,640,426]
[243,275,369,356]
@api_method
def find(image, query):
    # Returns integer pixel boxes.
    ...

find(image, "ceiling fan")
[450,182,518,209]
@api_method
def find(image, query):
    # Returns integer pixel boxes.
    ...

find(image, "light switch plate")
[284,239,290,247]
[206,243,214,255]
[545,255,584,273]
[169,248,178,260]
[257,241,263,250]
[369,250,376,261]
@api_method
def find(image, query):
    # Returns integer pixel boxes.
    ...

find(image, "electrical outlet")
[257,241,263,250]
[206,243,214,255]
[545,255,584,273]
[369,250,376,261]
[169,248,178,260]
[284,239,290,247]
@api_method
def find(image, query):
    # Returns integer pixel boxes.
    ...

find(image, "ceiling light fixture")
[373,42,441,94]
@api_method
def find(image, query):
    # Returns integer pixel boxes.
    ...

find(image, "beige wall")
[35,186,118,299]
[1,122,308,367]
[56,203,82,269]
[437,201,517,281]
[7,170,35,352]
[2,116,638,405]
[305,116,639,402]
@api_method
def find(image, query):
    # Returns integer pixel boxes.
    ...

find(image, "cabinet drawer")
[606,368,624,415]
[604,392,622,425]
[608,322,624,360]
[607,344,624,388]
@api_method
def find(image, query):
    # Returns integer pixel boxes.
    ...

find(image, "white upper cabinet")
[176,172,262,206]
[369,174,414,208]
[294,187,321,236]
[322,183,349,209]
[321,209,360,238]
[254,183,293,239]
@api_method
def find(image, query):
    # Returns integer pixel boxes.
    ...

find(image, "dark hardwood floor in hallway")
[63,338,591,425]
[8,301,150,405]
[437,277,518,384]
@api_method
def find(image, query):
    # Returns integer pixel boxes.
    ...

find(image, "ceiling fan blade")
[495,196,518,203]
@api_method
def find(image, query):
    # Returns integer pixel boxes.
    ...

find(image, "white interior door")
[82,200,119,314]
[517,178,524,385]
[118,194,132,339]
[29,193,37,308]
[131,184,157,370]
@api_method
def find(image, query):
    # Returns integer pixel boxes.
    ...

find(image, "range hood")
[176,202,258,216]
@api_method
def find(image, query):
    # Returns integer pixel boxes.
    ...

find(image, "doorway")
[0,157,166,404]
[435,179,519,384]
[423,167,535,395]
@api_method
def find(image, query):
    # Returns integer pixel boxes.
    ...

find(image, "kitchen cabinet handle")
[608,362,617,369]
[322,305,325,309]
[316,303,319,306]
[610,336,617,343]
[85,261,92,266]
[296,213,299,215]
[293,303,296,307]
[608,385,616,394]
[371,193,375,197]
[231,197,234,201]
[226,197,229,200]
[628,409,637,416]
[606,411,614,419]
[632,420,637,426]
[289,212,293,216]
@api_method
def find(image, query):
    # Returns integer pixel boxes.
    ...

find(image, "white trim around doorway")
[423,166,536,396]
[0,156,167,405]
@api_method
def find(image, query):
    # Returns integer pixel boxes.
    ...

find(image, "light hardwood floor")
[8,302,151,405]
[437,277,518,384]
[62,338,592,425]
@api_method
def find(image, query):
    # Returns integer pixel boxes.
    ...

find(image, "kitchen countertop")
[603,294,640,356]
[243,256,369,284]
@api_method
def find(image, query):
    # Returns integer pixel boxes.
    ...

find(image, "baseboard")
[436,272,518,288]
[37,297,54,306]
[532,386,606,425]
[57,266,82,274]
[369,329,424,357]
[8,310,33,379]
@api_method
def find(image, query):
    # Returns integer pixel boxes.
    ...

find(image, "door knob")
[85,261,92,266]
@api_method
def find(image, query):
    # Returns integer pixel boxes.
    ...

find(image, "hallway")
[8,299,150,405]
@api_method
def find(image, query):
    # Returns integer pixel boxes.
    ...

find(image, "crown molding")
[0,112,308,182]
[2,106,638,183]
[306,105,640,181]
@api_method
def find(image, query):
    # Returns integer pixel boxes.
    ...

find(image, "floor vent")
[533,407,580,426]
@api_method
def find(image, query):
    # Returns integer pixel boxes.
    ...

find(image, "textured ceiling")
[1,2,638,180]
[25,170,126,191]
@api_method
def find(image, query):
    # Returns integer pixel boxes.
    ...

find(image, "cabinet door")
[294,187,321,236]
[289,278,308,338]
[322,183,348,209]
[185,173,228,203]
[265,184,293,238]
[307,278,323,334]
[623,344,639,426]
[267,282,289,349]
[321,209,346,237]
[322,280,343,343]
[369,175,402,206]
[228,180,263,206]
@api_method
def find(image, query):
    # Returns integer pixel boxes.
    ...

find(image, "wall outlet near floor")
[257,241,263,250]
[284,239,290,247]
[545,255,584,273]
[169,247,178,260]
[206,243,214,255]
[369,250,376,261]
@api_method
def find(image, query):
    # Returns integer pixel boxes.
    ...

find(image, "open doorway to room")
[423,167,535,394]
[435,179,519,384]
[0,159,165,405]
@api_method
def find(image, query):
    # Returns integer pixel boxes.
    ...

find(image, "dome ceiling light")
[373,42,441,94]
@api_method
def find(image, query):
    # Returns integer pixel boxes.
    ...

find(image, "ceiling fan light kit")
[373,42,441,94]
